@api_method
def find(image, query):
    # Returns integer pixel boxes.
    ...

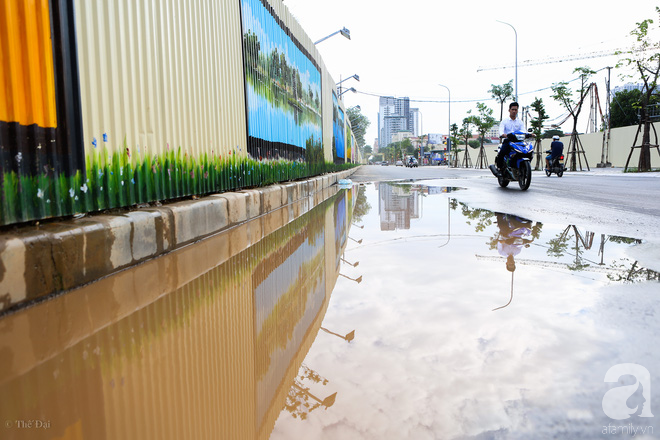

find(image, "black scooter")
[545,151,565,177]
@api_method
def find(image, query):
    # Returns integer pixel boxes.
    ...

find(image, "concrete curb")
[0,168,358,314]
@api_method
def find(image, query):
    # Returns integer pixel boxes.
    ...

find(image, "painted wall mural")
[0,0,357,227]
[332,92,346,163]
[241,0,323,162]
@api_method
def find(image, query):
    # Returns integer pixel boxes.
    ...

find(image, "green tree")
[529,98,549,138]
[459,119,472,147]
[346,106,371,148]
[552,66,595,170]
[616,6,660,171]
[466,103,497,168]
[610,89,643,127]
[449,123,460,164]
[542,128,563,139]
[529,97,549,169]
[551,67,595,136]
[468,140,480,149]
[489,80,514,121]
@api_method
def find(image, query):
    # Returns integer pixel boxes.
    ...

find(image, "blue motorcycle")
[491,130,534,191]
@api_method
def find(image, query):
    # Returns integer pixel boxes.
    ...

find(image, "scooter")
[545,151,565,177]
[489,130,534,191]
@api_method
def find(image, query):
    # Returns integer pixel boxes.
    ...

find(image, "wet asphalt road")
[350,164,660,242]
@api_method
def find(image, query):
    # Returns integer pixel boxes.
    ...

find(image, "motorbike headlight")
[516,133,526,141]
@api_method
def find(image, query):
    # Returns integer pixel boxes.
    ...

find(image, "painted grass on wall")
[0,143,355,225]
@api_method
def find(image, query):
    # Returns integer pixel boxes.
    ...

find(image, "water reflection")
[271,181,660,439]
[0,185,360,440]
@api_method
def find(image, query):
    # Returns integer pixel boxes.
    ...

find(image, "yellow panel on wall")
[0,0,57,128]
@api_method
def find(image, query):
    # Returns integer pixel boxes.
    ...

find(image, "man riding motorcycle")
[545,135,564,171]
[490,102,527,177]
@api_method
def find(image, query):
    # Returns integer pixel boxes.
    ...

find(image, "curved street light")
[496,20,518,102]
[337,74,360,95]
[314,27,351,45]
[339,87,356,98]
[437,84,451,166]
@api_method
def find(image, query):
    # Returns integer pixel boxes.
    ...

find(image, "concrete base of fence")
[0,168,358,315]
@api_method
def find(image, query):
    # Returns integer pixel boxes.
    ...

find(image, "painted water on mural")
[241,0,322,151]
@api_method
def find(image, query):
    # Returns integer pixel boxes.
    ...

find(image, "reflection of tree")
[546,225,594,271]
[352,185,371,223]
[284,364,336,420]
[458,203,495,233]
[608,235,643,245]
[608,258,660,283]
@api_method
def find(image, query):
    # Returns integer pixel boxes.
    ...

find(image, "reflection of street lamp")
[321,327,355,342]
[496,20,518,101]
[348,236,362,244]
[314,27,351,45]
[339,273,362,284]
[341,257,359,267]
[292,383,337,408]
[492,272,514,311]
[438,198,452,248]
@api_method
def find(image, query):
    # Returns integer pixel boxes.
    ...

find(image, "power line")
[477,45,660,72]
[355,68,608,104]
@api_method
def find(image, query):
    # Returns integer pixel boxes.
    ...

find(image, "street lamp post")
[338,87,356,98]
[314,27,351,45]
[496,20,517,102]
[337,74,359,96]
[437,84,451,166]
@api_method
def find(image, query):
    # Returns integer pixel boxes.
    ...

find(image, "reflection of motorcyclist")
[496,213,534,272]
[492,213,535,311]
[409,157,414,165]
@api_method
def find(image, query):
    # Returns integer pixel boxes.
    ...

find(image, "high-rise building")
[378,96,411,148]
[410,108,420,137]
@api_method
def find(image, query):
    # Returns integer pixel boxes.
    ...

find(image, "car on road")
[396,160,404,167]
[381,161,389,166]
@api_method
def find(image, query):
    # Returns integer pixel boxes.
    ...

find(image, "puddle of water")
[271,181,660,439]
[1,180,658,439]
[0,186,355,440]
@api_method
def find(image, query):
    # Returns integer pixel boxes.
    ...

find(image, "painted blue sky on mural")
[241,0,322,150]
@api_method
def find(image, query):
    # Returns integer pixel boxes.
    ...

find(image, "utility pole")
[598,67,612,168]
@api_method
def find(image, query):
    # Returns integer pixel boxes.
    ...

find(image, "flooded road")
[1,180,659,439]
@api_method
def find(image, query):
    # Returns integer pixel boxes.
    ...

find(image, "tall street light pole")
[438,84,451,166]
[314,27,351,45]
[496,20,517,102]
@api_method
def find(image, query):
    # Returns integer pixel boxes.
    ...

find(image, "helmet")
[552,135,560,140]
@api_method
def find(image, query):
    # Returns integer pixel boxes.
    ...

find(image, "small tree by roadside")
[466,103,497,169]
[489,80,515,122]
[458,118,473,168]
[529,98,549,170]
[551,66,596,171]
[616,6,660,171]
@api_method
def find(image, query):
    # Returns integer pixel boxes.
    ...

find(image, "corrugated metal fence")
[0,0,357,226]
